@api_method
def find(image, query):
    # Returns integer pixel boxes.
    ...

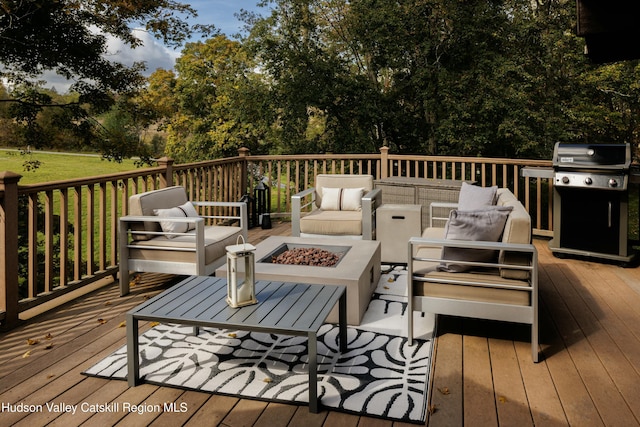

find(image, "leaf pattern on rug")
[84,276,433,424]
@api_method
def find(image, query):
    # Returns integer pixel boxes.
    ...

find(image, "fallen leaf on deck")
[27,338,39,346]
[97,318,107,324]
[104,301,112,306]
[44,343,54,350]
[428,404,437,415]
[118,321,126,328]
[22,350,31,358]
[498,396,508,403]
[149,321,160,327]
[44,333,53,340]
[46,374,56,379]
[438,387,450,395]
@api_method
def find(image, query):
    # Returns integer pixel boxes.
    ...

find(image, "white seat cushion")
[299,209,362,236]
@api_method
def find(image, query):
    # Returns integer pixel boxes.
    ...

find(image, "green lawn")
[0,149,142,184]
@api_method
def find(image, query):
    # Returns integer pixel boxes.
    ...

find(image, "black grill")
[549,143,636,263]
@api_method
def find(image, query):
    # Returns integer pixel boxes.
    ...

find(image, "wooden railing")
[0,148,553,330]
[247,148,553,234]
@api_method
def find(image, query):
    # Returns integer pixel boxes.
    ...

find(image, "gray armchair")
[291,174,381,240]
[119,186,247,296]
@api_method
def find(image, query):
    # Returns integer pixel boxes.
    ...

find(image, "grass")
[0,149,142,184]
[1,150,148,291]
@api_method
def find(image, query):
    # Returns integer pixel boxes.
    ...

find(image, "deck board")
[1,220,640,426]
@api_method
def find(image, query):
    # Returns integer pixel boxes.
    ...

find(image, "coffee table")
[216,236,380,326]
[126,275,347,413]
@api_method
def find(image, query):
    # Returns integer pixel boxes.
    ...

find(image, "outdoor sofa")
[407,184,539,362]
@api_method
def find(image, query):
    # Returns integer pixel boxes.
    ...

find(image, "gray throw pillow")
[457,182,498,211]
[438,206,513,272]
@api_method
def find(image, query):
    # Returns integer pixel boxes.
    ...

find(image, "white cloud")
[40,30,179,93]
[37,2,264,93]
[105,30,179,73]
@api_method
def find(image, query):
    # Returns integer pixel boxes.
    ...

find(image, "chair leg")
[532,322,539,362]
[407,297,414,346]
[120,265,130,296]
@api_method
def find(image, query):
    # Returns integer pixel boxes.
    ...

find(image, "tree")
[0,0,215,158]
[246,0,385,154]
[148,35,274,162]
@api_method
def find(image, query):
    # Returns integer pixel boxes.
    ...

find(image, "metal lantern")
[225,236,258,308]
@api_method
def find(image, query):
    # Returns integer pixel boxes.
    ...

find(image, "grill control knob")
[584,177,593,185]
[562,176,570,184]
[609,179,618,188]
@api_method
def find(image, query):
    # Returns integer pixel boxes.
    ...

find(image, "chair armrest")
[362,188,382,240]
[120,215,206,240]
[410,237,536,256]
[429,202,458,228]
[408,236,537,288]
[192,201,248,238]
[291,187,316,236]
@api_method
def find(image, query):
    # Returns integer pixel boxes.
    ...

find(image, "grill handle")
[608,201,612,228]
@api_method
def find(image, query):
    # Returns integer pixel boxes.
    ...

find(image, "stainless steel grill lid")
[552,143,630,170]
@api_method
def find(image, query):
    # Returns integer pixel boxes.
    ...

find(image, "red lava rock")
[272,247,340,267]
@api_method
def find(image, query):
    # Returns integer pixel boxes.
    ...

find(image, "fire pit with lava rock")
[271,247,341,267]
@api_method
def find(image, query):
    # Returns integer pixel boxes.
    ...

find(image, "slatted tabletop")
[126,276,347,413]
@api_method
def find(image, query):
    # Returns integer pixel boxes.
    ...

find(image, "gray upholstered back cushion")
[128,186,189,240]
[457,182,498,211]
[438,206,513,272]
[496,188,533,279]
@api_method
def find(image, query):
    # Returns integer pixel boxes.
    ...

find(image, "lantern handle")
[236,235,246,246]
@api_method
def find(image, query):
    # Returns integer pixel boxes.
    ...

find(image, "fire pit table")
[216,236,381,326]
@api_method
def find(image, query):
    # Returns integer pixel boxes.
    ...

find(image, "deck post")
[380,146,389,179]
[157,157,174,188]
[238,147,250,194]
[0,171,22,330]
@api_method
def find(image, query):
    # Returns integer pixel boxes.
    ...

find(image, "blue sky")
[45,1,266,92]
[190,0,264,37]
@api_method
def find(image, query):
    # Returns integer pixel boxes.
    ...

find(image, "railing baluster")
[74,186,82,282]
[99,182,107,272]
[86,184,95,276]
[28,193,38,298]
[59,188,69,287]
[44,190,54,294]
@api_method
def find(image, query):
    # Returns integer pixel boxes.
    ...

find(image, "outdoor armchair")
[119,186,247,296]
[291,174,381,240]
[407,186,540,362]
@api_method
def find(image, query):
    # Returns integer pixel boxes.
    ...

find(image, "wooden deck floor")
[1,220,640,426]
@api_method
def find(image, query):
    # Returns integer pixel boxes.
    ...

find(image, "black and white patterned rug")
[83,267,434,424]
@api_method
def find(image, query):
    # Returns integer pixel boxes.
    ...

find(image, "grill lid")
[553,143,630,170]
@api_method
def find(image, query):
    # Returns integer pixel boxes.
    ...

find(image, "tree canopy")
[0,0,214,160]
[1,0,212,95]
[3,0,640,162]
